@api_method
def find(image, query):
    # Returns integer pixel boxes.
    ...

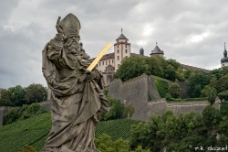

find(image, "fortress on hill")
[92,31,228,85]
[108,74,220,121]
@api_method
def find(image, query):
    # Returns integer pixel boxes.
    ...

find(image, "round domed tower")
[139,47,144,55]
[221,42,228,67]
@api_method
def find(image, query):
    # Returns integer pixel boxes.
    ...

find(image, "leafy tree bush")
[207,87,217,105]
[169,83,181,98]
[100,96,126,121]
[130,107,228,151]
[187,72,213,98]
[202,106,221,129]
[209,66,228,80]
[3,103,46,125]
[130,145,150,152]
[0,89,11,106]
[218,75,228,93]
[95,134,129,152]
[145,56,165,78]
[8,85,26,106]
[164,64,176,81]
[25,84,47,104]
[19,145,36,152]
[3,108,19,125]
[115,56,149,81]
[220,101,228,117]
[218,91,228,101]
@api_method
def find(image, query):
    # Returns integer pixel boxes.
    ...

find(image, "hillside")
[0,112,140,152]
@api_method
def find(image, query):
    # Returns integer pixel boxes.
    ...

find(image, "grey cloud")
[0,0,228,88]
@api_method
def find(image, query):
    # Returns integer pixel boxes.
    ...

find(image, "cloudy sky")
[0,0,227,88]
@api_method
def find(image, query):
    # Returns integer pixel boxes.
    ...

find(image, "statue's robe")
[42,38,110,152]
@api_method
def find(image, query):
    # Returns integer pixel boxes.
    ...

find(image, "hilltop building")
[96,31,144,73]
[93,31,210,84]
[221,42,228,67]
[150,42,164,57]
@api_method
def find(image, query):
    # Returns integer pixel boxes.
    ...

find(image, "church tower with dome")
[221,42,228,67]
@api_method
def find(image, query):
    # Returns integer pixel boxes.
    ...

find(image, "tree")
[209,66,228,80]
[100,96,126,121]
[218,75,228,93]
[187,72,213,98]
[8,85,26,106]
[0,89,11,106]
[115,56,148,81]
[164,64,176,81]
[207,87,217,105]
[169,83,181,98]
[25,84,47,104]
[145,56,165,77]
[95,134,129,152]
[202,106,221,129]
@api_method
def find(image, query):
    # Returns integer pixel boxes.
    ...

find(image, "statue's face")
[64,35,80,55]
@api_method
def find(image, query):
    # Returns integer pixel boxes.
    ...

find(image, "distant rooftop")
[117,33,128,40]
[150,42,164,55]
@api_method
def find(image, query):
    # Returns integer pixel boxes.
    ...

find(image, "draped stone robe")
[42,37,110,152]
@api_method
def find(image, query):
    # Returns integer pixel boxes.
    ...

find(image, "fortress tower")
[114,29,131,71]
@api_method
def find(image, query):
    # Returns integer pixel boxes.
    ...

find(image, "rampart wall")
[108,74,220,121]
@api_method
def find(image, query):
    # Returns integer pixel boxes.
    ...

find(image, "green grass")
[0,112,140,151]
[151,75,170,98]
[166,97,208,102]
[96,119,140,141]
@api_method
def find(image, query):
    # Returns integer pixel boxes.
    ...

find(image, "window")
[117,46,119,48]
[117,56,119,60]
[106,61,107,65]
[117,50,119,53]
[103,61,104,65]
[118,64,120,68]
[125,50,127,53]
[125,45,127,48]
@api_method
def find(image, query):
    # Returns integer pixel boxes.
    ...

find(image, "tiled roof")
[89,53,114,62]
[117,34,128,40]
[130,53,146,58]
[181,64,210,72]
[100,53,114,61]
[150,46,164,54]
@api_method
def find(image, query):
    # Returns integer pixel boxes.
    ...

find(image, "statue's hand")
[56,16,63,34]
[85,71,96,82]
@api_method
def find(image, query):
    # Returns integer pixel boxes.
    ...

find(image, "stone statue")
[42,13,110,152]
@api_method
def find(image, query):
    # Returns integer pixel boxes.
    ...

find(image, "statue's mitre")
[61,13,81,37]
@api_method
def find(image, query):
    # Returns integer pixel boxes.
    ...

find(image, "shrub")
[99,96,125,121]
[3,109,19,125]
[220,102,228,117]
[169,83,181,98]
[218,90,228,101]
[19,145,36,152]
[3,103,46,125]
[95,134,129,152]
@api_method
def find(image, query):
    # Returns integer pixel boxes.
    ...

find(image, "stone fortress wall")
[0,74,220,125]
[108,74,219,121]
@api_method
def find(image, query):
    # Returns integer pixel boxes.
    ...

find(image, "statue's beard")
[64,39,80,55]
